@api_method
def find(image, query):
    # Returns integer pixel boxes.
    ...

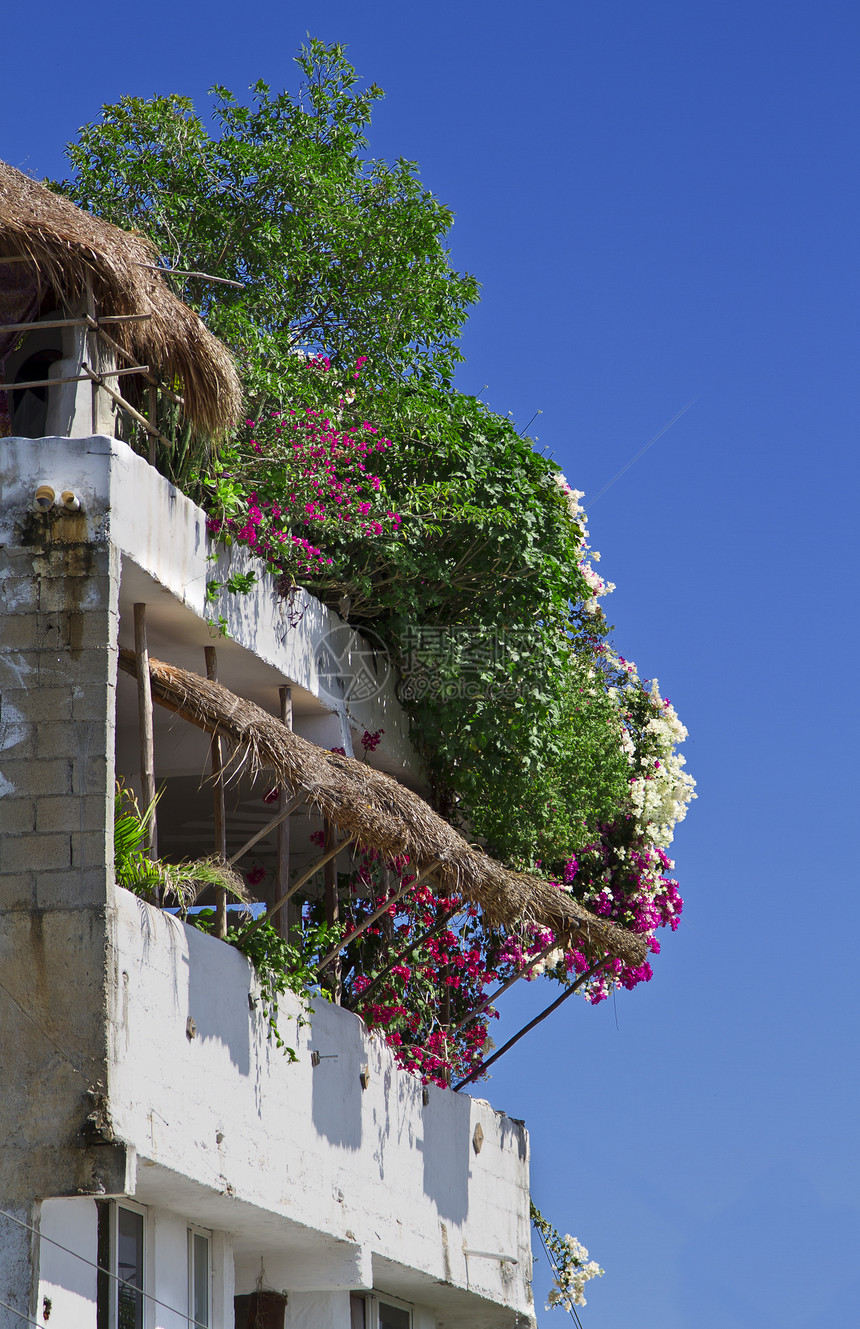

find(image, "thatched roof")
[118,649,647,968]
[0,161,242,436]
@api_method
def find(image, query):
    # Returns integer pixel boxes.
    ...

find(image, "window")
[350,1294,412,1329]
[188,1230,210,1329]
[378,1300,411,1329]
[112,1203,145,1329]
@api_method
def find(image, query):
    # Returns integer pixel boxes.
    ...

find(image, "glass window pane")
[379,1303,410,1329]
[350,1293,367,1329]
[116,1208,144,1329]
[192,1233,210,1328]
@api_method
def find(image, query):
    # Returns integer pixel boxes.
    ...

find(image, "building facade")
[0,433,537,1329]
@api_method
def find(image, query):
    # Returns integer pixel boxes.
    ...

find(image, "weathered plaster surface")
[109,890,534,1323]
[0,434,534,1328]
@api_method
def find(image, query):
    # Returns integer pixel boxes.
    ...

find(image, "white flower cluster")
[553,471,585,522]
[553,473,616,613]
[605,651,697,848]
[546,1235,604,1311]
[628,678,696,847]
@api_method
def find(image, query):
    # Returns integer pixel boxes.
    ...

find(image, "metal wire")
[535,1221,585,1329]
[0,1205,207,1328]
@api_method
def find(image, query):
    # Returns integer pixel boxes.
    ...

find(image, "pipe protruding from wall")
[33,484,55,512]
[60,490,81,511]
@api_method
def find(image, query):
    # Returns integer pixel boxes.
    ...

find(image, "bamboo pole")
[450,939,560,1037]
[148,383,158,466]
[133,604,157,862]
[94,324,185,406]
[452,960,612,1091]
[226,792,305,867]
[80,369,174,449]
[276,687,294,943]
[317,859,442,972]
[347,902,462,1014]
[134,262,245,289]
[205,647,228,940]
[0,313,148,334]
[0,365,150,392]
[236,834,357,944]
[324,819,341,1003]
[85,276,99,433]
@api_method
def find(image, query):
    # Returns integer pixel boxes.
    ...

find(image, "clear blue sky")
[5,2,859,1324]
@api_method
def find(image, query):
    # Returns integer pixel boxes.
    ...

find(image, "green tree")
[53,38,479,405]
[203,370,634,870]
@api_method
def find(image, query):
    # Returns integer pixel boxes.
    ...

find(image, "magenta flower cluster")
[207,359,401,581]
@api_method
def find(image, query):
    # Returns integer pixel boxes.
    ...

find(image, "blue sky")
[5,2,859,1323]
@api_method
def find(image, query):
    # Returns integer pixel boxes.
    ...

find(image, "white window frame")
[187,1226,212,1329]
[363,1293,413,1329]
[109,1200,146,1329]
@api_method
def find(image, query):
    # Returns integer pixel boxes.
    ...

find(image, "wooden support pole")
[236,834,357,944]
[440,897,452,1085]
[205,647,228,940]
[317,859,442,972]
[133,604,157,861]
[80,368,174,449]
[0,365,151,393]
[85,276,99,433]
[147,383,158,466]
[226,793,304,867]
[452,959,612,1091]
[0,311,153,333]
[324,818,341,1004]
[450,939,560,1037]
[347,901,462,1014]
[276,687,295,943]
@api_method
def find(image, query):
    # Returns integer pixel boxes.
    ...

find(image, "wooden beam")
[452,959,612,1091]
[276,687,295,943]
[133,604,157,862]
[0,365,150,392]
[147,383,158,466]
[317,859,442,972]
[135,262,246,289]
[347,902,463,1014]
[205,647,228,940]
[0,312,152,333]
[324,819,341,1003]
[94,323,185,406]
[450,939,560,1036]
[0,315,90,333]
[237,834,357,944]
[226,792,305,867]
[80,369,174,449]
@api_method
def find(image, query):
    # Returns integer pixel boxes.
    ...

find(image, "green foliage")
[115,783,249,909]
[114,781,164,896]
[212,370,632,871]
[115,783,343,1058]
[52,37,479,429]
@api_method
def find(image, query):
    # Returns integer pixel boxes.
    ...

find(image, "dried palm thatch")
[0,161,242,436]
[118,649,647,968]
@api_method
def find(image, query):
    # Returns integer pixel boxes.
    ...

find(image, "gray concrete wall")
[0,447,124,1326]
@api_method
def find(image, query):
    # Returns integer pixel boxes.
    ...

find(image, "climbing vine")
[531,1202,604,1312]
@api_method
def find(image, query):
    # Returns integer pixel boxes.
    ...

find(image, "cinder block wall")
[0,441,122,1327]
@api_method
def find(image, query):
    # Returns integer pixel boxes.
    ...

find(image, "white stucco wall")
[37,1199,98,1327]
[108,889,534,1325]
